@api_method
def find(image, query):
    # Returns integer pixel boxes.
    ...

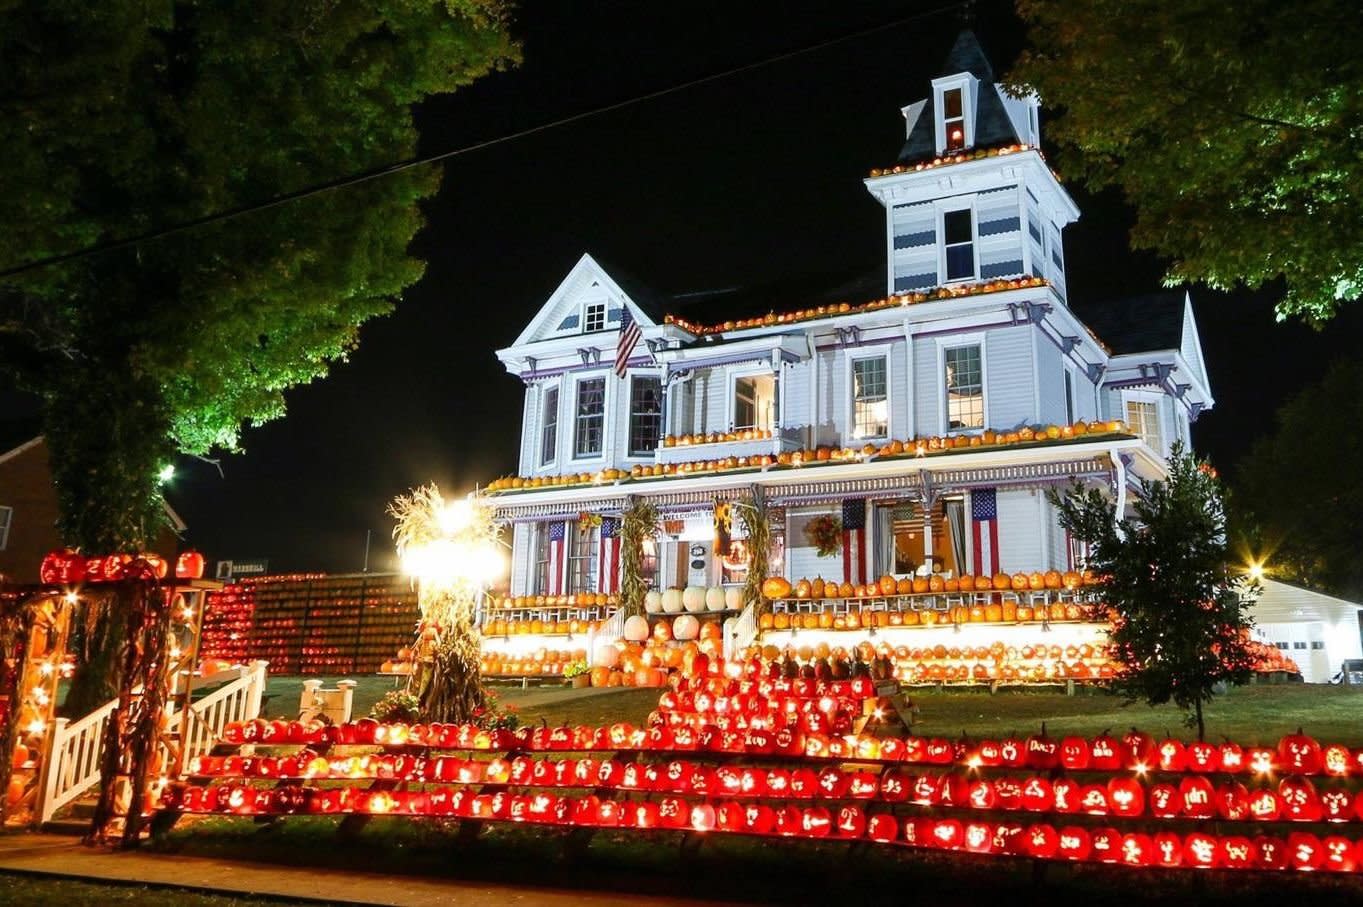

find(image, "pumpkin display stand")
[152,660,1363,876]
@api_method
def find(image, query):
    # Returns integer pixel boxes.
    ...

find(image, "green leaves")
[1010,0,1363,321]
[0,1,518,548]
[1050,444,1255,738]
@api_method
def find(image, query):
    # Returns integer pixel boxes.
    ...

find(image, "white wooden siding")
[974,186,1024,280]
[984,327,1033,429]
[1034,334,1067,426]
[891,201,937,293]
[996,488,1043,572]
[912,336,941,436]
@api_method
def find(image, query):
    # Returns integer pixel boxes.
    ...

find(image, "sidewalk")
[0,831,730,907]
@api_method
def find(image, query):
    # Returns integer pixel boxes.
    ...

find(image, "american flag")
[971,488,1000,576]
[614,307,642,378]
[547,521,567,595]
[597,517,621,594]
[841,498,866,585]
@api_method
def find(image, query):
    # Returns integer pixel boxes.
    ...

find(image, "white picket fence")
[37,660,268,825]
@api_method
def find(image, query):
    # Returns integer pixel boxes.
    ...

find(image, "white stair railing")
[36,659,268,825]
[37,698,119,825]
[725,602,759,662]
[177,660,268,770]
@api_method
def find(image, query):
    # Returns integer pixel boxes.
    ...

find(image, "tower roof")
[938,29,994,80]
[898,30,1023,163]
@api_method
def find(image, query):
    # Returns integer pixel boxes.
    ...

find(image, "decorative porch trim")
[492,456,1113,521]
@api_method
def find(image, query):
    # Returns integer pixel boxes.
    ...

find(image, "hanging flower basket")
[804,514,842,558]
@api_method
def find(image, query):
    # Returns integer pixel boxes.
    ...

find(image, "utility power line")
[0,2,968,282]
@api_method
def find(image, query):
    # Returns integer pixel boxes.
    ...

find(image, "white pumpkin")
[623,615,650,641]
[644,590,663,614]
[661,588,685,614]
[704,586,726,612]
[723,586,744,611]
[722,617,737,640]
[592,640,621,668]
[682,585,708,613]
[673,614,700,640]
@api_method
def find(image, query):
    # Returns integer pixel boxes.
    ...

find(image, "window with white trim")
[628,376,662,456]
[540,386,559,465]
[851,356,889,440]
[943,208,975,282]
[942,87,966,151]
[567,523,597,592]
[0,505,11,551]
[733,374,777,432]
[583,302,606,333]
[944,344,984,431]
[1125,397,1163,451]
[573,377,606,458]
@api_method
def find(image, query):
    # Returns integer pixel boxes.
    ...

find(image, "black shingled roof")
[0,418,42,457]
[1074,290,1187,355]
[898,31,1023,164]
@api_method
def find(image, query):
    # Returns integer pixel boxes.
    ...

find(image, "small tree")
[1050,444,1256,739]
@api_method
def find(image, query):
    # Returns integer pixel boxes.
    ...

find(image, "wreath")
[803,514,842,558]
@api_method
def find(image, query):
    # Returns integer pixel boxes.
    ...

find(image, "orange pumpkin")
[878,574,897,595]
[993,572,1011,590]
[1016,605,1034,622]
[762,577,792,599]
[810,577,826,598]
[928,575,945,592]
[793,579,812,599]
[1062,570,1082,590]
[1028,571,1045,590]
[912,577,929,594]
[1043,570,1063,590]
[838,581,855,598]
[896,577,914,595]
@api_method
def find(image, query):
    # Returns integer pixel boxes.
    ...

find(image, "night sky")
[5,1,1362,573]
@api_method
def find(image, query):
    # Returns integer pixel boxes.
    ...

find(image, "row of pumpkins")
[481,648,588,678]
[758,601,1095,632]
[492,593,617,610]
[761,570,1099,601]
[39,548,207,584]
[483,618,610,637]
[485,417,1126,493]
[663,270,1047,335]
[644,586,745,615]
[664,428,775,447]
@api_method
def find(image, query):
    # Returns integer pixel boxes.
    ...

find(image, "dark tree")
[1009,0,1363,322]
[0,1,518,713]
[1050,444,1256,739]
[1233,358,1363,599]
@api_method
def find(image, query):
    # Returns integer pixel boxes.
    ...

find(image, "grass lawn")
[0,873,286,906]
[262,673,1363,744]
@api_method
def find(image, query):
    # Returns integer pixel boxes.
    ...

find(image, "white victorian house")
[486,32,1212,605]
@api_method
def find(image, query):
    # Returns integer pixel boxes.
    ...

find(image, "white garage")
[1249,579,1363,683]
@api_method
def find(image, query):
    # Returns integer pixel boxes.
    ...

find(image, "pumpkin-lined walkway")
[0,832,731,907]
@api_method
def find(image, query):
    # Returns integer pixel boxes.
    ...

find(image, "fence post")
[34,717,68,827]
[246,660,268,720]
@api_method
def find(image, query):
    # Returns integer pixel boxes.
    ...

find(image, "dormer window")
[943,87,965,151]
[583,302,606,333]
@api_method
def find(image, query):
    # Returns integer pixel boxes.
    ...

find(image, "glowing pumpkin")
[761,576,792,599]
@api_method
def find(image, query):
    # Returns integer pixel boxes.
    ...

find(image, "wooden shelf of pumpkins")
[202,573,419,675]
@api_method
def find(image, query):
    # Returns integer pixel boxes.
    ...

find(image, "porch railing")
[725,602,758,662]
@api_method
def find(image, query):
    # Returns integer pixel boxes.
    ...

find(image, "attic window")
[942,88,965,151]
[583,302,606,333]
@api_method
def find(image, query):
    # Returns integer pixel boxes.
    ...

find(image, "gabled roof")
[1074,290,1187,355]
[899,31,1023,163]
[666,264,884,333]
[507,253,663,349]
